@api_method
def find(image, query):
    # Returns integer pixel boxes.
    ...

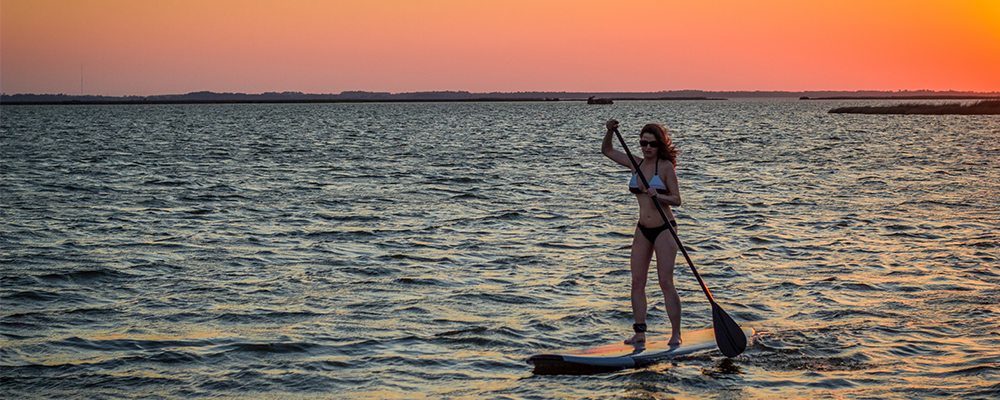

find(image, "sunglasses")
[639,140,660,148]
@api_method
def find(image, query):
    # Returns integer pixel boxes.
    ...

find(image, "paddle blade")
[712,302,747,358]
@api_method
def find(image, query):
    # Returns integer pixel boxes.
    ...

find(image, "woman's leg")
[626,225,654,344]
[654,226,682,345]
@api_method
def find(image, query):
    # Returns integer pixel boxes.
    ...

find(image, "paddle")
[612,127,746,358]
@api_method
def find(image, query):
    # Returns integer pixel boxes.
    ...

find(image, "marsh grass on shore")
[829,99,1000,114]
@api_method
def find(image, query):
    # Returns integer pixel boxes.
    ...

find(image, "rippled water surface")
[2,100,998,399]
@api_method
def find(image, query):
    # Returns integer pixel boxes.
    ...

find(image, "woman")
[601,119,682,346]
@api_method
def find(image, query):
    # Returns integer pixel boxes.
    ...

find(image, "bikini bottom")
[637,219,677,243]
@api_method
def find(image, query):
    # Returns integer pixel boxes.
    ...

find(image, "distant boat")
[587,96,613,105]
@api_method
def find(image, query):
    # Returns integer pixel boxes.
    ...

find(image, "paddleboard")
[527,326,754,375]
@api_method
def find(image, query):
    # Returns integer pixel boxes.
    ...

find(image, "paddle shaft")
[612,128,717,304]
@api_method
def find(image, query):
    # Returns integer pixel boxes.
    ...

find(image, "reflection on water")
[1,101,998,398]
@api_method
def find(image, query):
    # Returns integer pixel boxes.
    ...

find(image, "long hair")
[640,123,678,166]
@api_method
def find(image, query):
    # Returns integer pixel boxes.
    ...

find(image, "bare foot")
[624,332,646,345]
[668,333,682,346]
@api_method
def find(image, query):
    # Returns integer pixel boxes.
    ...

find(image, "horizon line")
[4,89,1000,97]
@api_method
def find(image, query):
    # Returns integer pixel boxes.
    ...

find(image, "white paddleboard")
[528,326,754,374]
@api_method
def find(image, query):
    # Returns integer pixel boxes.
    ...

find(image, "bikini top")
[629,158,668,194]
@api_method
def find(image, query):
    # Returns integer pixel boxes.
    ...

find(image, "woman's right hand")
[606,119,619,132]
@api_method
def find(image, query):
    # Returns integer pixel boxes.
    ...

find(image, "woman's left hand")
[646,188,658,199]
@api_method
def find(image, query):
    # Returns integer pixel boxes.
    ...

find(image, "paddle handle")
[612,128,716,303]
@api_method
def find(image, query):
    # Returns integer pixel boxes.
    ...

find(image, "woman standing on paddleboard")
[602,120,682,345]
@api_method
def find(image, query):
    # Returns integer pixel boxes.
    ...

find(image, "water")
[1,100,998,399]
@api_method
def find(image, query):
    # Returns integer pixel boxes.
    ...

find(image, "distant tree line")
[2,90,998,104]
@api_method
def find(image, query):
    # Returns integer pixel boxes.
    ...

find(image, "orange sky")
[2,0,998,95]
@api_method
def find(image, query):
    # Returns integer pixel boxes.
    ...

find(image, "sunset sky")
[2,0,998,95]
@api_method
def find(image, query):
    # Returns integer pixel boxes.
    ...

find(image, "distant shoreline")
[802,96,1000,100]
[4,90,999,106]
[0,97,725,105]
[829,100,1000,115]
